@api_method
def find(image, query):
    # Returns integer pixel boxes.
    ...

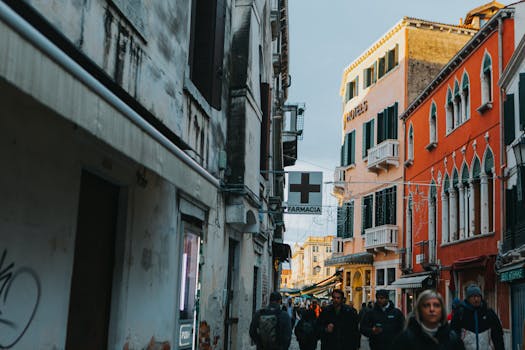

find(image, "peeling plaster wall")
[0,84,186,349]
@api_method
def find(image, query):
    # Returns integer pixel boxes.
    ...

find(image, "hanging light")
[512,134,525,167]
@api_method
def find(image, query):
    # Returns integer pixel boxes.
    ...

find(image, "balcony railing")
[367,140,399,171]
[364,225,398,250]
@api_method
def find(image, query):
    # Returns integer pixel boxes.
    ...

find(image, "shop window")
[376,269,385,286]
[180,229,201,320]
[387,268,396,285]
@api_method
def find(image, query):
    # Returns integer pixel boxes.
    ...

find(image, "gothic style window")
[482,148,495,233]
[450,169,460,241]
[428,182,437,262]
[406,195,413,269]
[446,88,454,133]
[462,72,470,121]
[481,53,493,106]
[471,157,482,235]
[460,164,470,239]
[454,80,462,125]
[408,124,414,161]
[442,174,450,243]
[429,102,437,145]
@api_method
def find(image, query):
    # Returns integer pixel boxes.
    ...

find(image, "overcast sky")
[283,0,512,245]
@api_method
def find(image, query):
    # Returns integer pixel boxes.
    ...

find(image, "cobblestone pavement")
[289,335,370,350]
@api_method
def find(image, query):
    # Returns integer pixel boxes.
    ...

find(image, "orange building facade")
[401,7,515,339]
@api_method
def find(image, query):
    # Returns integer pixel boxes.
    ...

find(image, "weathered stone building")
[0,0,297,349]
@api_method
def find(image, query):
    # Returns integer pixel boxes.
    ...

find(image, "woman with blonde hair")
[392,290,464,350]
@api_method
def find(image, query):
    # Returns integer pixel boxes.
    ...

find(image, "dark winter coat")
[250,303,292,350]
[360,301,405,350]
[392,316,465,350]
[450,300,504,350]
[294,310,318,350]
[317,304,360,350]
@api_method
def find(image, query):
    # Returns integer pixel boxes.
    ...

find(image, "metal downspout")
[498,16,505,251]
[0,1,220,188]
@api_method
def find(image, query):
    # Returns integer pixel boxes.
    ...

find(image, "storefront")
[499,263,525,350]
[391,272,435,314]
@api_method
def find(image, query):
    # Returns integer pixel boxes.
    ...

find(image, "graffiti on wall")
[0,250,41,349]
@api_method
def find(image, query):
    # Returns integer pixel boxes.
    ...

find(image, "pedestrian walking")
[360,289,404,350]
[450,284,504,350]
[358,302,368,322]
[392,290,465,350]
[250,291,292,350]
[318,289,360,350]
[294,309,319,350]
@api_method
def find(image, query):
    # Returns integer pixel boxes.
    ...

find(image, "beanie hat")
[376,289,389,298]
[465,285,482,298]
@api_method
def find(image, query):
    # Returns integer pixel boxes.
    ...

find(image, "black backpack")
[257,308,281,350]
[298,319,317,343]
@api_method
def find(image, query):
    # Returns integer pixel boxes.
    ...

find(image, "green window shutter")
[340,145,344,166]
[392,102,398,139]
[377,111,384,144]
[454,80,460,97]
[375,190,383,227]
[337,206,344,237]
[378,57,385,78]
[394,44,399,66]
[518,73,525,130]
[462,73,469,90]
[346,202,354,238]
[504,94,516,145]
[343,133,349,166]
[373,61,378,83]
[349,131,355,164]
[447,89,453,104]
[355,77,359,96]
[364,68,369,88]
[370,119,375,149]
[362,123,368,158]
[361,197,366,234]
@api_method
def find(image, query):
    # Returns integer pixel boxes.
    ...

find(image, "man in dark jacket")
[317,289,360,350]
[360,289,404,350]
[450,284,504,350]
[250,291,292,350]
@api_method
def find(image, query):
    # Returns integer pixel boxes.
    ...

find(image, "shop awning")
[325,252,373,266]
[273,242,292,262]
[288,270,343,297]
[390,274,431,289]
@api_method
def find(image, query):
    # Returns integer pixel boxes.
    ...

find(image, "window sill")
[183,74,214,117]
[476,101,493,114]
[440,231,494,247]
[425,142,437,151]
[404,159,413,167]
[341,163,356,170]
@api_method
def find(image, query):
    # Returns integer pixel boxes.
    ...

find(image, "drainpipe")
[498,16,505,250]
[0,1,220,189]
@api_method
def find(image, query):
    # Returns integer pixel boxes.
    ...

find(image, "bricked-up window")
[376,269,385,286]
[362,119,375,159]
[189,0,225,109]
[341,130,356,166]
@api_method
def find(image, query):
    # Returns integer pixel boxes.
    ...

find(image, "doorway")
[65,171,120,350]
[224,239,239,350]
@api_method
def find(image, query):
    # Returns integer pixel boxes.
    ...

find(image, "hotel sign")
[346,101,368,122]
[500,267,525,282]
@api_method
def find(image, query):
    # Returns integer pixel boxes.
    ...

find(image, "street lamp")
[512,134,525,168]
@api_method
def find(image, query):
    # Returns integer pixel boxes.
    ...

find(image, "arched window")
[481,53,493,105]
[406,195,413,269]
[450,169,460,241]
[408,124,414,161]
[482,148,495,233]
[442,174,450,243]
[446,88,454,133]
[454,80,462,125]
[461,72,470,120]
[429,102,437,145]
[471,157,481,235]
[428,181,437,262]
[460,164,470,239]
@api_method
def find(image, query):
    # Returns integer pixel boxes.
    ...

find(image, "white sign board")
[286,171,322,215]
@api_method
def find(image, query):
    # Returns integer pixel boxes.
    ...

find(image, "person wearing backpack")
[294,309,319,350]
[250,291,292,350]
[318,289,360,350]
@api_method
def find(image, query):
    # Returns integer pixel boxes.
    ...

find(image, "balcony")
[367,140,399,172]
[364,225,398,251]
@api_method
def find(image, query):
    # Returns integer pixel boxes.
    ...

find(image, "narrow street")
[288,334,370,350]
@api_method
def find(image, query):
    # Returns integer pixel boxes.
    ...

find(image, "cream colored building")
[330,9,493,309]
[290,236,335,288]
